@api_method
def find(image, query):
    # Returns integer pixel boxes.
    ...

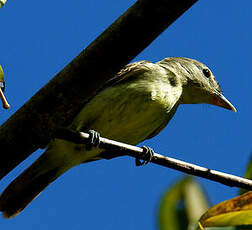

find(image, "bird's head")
[158,57,236,112]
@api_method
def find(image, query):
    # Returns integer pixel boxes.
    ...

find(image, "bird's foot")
[86,130,101,150]
[135,146,154,166]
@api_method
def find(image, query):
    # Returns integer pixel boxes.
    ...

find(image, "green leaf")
[0,65,5,91]
[0,65,4,82]
[158,177,209,230]
[184,179,209,222]
[240,155,252,195]
[202,225,252,229]
[0,0,7,8]
[199,191,252,228]
[184,179,209,230]
[158,177,188,230]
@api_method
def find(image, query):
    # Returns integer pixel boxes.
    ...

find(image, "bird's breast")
[72,78,182,145]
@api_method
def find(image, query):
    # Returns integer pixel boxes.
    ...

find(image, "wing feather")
[102,60,151,88]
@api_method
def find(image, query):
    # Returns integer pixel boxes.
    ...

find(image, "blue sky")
[0,0,251,229]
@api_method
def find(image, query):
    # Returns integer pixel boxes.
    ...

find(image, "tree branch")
[54,128,252,190]
[0,0,198,180]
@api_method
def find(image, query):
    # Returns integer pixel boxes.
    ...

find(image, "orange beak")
[212,91,236,112]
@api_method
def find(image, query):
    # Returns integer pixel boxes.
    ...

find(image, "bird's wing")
[102,60,151,88]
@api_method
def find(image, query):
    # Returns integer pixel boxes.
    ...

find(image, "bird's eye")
[203,69,211,78]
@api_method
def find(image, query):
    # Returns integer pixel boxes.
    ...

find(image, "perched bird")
[0,57,236,218]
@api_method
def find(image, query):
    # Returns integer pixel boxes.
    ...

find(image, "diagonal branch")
[0,0,198,180]
[55,128,252,190]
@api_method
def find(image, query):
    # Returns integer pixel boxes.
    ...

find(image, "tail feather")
[0,152,63,218]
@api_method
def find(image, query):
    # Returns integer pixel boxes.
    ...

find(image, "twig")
[0,88,10,109]
[54,128,252,190]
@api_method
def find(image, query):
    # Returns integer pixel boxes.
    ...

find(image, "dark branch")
[55,128,252,191]
[0,0,198,179]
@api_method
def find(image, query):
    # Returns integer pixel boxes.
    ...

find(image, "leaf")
[240,155,252,195]
[0,65,4,81]
[158,177,209,230]
[0,65,5,91]
[199,191,252,228]
[184,179,209,222]
[202,225,252,230]
[0,0,7,8]
[158,177,189,230]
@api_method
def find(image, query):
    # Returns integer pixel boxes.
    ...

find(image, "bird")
[0,57,236,218]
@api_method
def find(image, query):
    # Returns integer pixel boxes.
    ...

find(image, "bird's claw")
[86,130,101,149]
[135,146,154,166]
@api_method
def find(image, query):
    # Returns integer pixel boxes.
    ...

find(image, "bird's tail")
[0,148,69,218]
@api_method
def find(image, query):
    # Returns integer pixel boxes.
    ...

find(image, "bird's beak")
[212,91,236,112]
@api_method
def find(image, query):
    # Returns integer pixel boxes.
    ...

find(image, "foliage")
[0,0,7,8]
[0,65,4,81]
[158,156,252,230]
[158,176,209,230]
